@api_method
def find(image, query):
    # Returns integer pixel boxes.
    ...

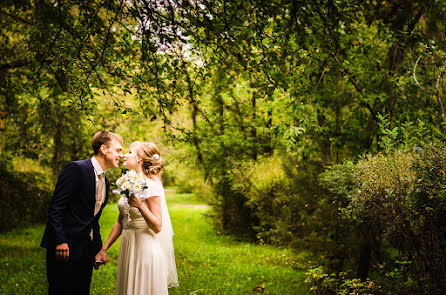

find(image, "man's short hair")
[91,130,123,155]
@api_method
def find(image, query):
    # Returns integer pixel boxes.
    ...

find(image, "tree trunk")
[251,89,257,161]
[357,223,372,280]
[52,121,62,176]
[264,107,273,156]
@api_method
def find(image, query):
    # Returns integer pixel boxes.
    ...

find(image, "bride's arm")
[102,213,123,250]
[128,194,162,234]
[95,213,123,266]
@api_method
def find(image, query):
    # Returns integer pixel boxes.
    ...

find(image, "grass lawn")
[0,191,308,294]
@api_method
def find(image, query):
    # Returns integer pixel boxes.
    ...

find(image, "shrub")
[305,266,381,295]
[224,155,332,247]
[317,143,446,294]
[231,156,291,244]
[0,156,54,232]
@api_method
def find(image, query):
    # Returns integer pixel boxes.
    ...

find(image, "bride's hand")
[94,249,108,270]
[128,193,143,209]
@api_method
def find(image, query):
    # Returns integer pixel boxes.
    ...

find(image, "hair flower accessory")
[153,153,160,160]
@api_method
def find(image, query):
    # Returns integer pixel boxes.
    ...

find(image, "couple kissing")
[41,130,178,295]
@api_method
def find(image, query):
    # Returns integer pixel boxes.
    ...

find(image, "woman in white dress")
[95,141,179,294]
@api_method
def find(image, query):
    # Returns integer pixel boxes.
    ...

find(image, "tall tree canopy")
[1,0,445,173]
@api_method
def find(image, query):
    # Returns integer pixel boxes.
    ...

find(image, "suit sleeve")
[92,214,103,252]
[47,162,80,245]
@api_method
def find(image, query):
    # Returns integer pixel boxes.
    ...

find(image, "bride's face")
[122,148,140,170]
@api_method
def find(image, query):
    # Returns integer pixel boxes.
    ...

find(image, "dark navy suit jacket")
[41,158,109,260]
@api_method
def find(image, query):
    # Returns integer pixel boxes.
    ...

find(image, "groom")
[41,130,123,295]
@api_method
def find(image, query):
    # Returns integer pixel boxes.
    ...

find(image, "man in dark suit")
[41,130,123,295]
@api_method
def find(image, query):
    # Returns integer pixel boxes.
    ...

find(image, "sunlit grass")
[165,187,209,205]
[167,205,307,295]
[0,192,308,294]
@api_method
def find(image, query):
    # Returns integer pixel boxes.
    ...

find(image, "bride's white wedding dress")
[116,178,178,295]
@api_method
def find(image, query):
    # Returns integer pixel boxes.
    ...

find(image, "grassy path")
[0,191,307,294]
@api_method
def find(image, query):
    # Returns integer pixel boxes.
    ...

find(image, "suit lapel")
[86,158,96,207]
[86,158,109,214]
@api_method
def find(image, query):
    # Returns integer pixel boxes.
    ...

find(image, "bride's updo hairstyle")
[130,141,164,178]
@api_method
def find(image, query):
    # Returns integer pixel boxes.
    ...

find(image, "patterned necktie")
[94,173,105,216]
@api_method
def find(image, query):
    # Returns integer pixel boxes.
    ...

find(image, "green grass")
[164,187,209,205]
[0,191,308,294]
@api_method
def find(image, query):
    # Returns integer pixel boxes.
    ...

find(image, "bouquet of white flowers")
[114,170,148,222]
[115,170,148,198]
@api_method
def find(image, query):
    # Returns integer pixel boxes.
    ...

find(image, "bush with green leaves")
[208,174,258,240]
[0,155,54,232]
[229,156,293,244]
[315,143,446,294]
[218,155,339,250]
[305,266,381,295]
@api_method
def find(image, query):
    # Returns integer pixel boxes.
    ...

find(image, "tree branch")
[413,56,435,95]
[435,65,445,123]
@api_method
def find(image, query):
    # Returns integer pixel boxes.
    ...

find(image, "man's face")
[102,139,124,169]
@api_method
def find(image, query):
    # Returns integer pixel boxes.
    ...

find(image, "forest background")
[1,0,446,294]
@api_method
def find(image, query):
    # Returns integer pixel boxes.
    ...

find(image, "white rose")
[121,181,131,191]
[133,183,142,193]
[128,170,137,180]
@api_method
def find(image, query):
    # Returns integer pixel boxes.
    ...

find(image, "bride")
[95,141,179,294]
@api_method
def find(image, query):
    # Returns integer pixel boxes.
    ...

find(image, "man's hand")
[55,243,69,261]
[94,249,108,270]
